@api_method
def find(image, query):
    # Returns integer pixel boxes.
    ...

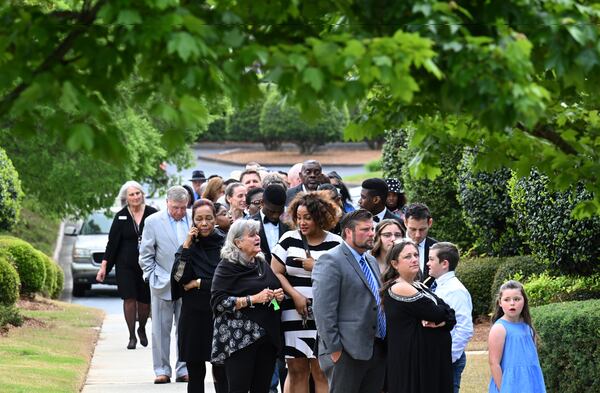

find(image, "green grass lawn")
[343,170,383,185]
[0,299,103,393]
[461,353,490,392]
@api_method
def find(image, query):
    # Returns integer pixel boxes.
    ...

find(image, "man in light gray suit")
[139,186,191,384]
[312,209,386,393]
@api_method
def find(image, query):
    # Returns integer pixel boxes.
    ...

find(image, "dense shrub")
[365,158,383,172]
[382,128,408,184]
[51,263,64,299]
[0,236,45,296]
[37,250,57,298]
[457,151,525,256]
[509,170,600,276]
[0,147,23,231]
[490,256,546,303]
[455,257,505,318]
[531,300,600,393]
[0,252,20,306]
[0,304,23,329]
[524,273,600,307]
[260,91,348,154]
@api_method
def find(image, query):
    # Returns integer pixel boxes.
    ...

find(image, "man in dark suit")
[312,209,386,393]
[358,178,402,228]
[249,184,289,262]
[404,202,437,284]
[286,160,322,205]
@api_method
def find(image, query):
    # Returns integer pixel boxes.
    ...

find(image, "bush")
[0,236,46,296]
[365,158,383,172]
[0,147,23,231]
[509,170,600,276]
[0,252,20,306]
[457,151,526,256]
[490,256,546,303]
[382,128,408,180]
[524,273,600,307]
[455,257,505,318]
[531,299,600,393]
[260,91,348,154]
[37,250,57,298]
[51,263,64,299]
[0,304,23,329]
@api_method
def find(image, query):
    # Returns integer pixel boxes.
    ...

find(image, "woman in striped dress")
[271,191,342,393]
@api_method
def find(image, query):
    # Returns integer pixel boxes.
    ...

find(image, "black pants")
[186,361,228,393]
[225,337,278,393]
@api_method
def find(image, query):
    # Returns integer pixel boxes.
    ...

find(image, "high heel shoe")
[137,328,148,347]
[127,337,137,349]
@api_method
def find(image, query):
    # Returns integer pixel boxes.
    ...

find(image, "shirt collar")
[436,271,456,286]
[344,240,364,264]
[374,207,387,221]
[168,212,186,223]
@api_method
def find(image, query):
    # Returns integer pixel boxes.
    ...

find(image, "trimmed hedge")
[531,299,600,392]
[0,147,23,231]
[51,263,64,299]
[0,304,22,329]
[490,256,546,303]
[37,250,57,298]
[524,273,600,307]
[0,236,45,296]
[456,257,505,318]
[0,252,20,306]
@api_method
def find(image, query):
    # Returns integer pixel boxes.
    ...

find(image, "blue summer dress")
[488,319,546,393]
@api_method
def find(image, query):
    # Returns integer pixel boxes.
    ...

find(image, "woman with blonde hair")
[202,177,225,203]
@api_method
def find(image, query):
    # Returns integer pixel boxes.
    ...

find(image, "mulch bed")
[18,297,62,311]
[204,148,382,166]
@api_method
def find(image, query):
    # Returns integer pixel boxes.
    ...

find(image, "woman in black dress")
[381,239,456,393]
[171,199,228,393]
[211,219,285,393]
[96,181,157,349]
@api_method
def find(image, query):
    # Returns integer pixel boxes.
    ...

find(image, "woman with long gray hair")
[210,219,285,393]
[96,180,158,349]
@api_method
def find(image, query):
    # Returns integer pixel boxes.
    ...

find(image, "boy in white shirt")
[427,242,474,393]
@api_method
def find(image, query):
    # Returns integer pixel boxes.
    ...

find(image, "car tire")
[72,283,89,297]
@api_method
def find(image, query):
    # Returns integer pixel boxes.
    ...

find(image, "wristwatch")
[246,295,254,308]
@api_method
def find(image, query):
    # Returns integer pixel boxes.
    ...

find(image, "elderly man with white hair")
[139,185,191,384]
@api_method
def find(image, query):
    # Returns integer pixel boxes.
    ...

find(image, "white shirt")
[260,211,279,251]
[373,207,387,227]
[433,271,474,363]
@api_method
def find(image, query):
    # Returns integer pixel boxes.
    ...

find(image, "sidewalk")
[83,314,216,393]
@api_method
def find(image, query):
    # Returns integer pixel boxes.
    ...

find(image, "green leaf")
[302,68,324,92]
[167,32,200,62]
[179,95,209,127]
[67,124,94,151]
[59,82,79,113]
[344,40,366,58]
[373,56,392,67]
[116,9,142,26]
[223,29,245,48]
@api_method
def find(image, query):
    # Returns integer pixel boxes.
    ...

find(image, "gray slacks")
[150,291,187,378]
[318,339,386,393]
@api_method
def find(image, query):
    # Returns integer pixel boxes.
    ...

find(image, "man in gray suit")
[139,186,191,384]
[312,209,386,393]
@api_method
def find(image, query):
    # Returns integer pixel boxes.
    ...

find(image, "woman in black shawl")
[171,199,228,393]
[210,219,285,393]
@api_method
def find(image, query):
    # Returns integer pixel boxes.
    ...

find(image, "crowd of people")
[96,159,546,393]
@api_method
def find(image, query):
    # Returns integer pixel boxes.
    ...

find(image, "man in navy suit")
[404,202,437,284]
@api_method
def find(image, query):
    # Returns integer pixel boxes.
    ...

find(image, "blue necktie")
[358,256,386,338]
[431,280,438,292]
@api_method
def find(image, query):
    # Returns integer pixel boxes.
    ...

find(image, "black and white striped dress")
[272,230,343,358]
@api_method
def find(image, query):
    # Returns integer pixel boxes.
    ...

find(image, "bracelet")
[246,295,254,308]
[196,278,201,289]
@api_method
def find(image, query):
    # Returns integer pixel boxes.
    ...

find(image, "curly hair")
[287,191,340,231]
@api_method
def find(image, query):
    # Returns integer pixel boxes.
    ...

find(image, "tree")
[226,99,281,149]
[260,90,347,154]
[1,1,600,214]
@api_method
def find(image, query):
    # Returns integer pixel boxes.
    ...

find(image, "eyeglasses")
[249,199,263,206]
[380,232,403,239]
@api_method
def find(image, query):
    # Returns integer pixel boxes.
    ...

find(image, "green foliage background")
[0,148,23,231]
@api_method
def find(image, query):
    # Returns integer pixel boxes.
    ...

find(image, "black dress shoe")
[137,328,148,347]
[175,375,189,383]
[127,337,137,349]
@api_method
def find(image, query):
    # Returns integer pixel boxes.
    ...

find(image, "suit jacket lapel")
[160,212,178,248]
[342,243,374,295]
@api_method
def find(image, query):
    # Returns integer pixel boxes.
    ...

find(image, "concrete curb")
[53,221,65,262]
[197,153,366,167]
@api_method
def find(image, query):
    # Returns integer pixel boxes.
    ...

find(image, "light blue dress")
[489,319,546,393]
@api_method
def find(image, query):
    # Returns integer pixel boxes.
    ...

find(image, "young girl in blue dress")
[488,280,546,393]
